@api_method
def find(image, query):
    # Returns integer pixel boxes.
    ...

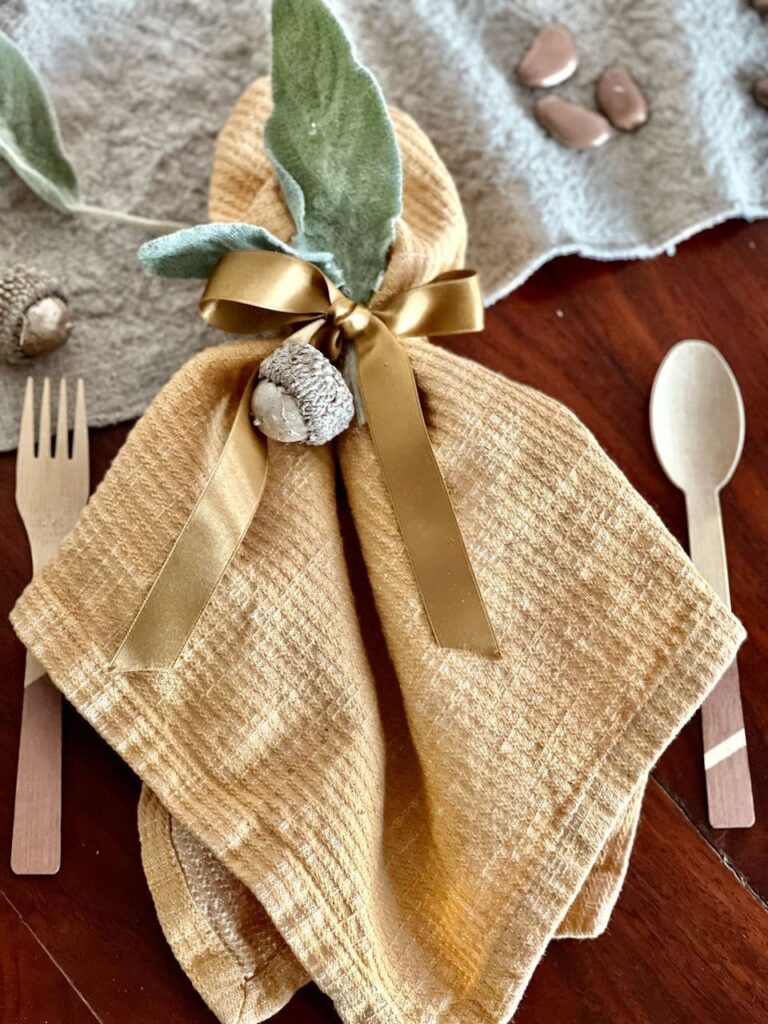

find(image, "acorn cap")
[252,341,355,446]
[0,264,71,363]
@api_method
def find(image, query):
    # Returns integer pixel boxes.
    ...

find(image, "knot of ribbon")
[327,293,360,336]
[113,250,498,671]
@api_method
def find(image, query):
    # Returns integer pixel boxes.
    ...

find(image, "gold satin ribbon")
[112,371,267,670]
[115,250,498,669]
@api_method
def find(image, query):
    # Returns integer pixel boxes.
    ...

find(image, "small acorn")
[251,340,355,445]
[0,264,72,364]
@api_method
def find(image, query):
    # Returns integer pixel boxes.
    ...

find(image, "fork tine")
[73,378,87,466]
[55,379,69,460]
[38,378,52,459]
[18,378,35,461]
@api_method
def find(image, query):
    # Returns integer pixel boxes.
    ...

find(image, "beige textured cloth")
[12,79,744,1024]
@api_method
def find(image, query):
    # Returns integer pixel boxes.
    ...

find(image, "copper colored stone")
[754,77,768,108]
[751,0,768,14]
[534,96,611,149]
[517,25,578,88]
[596,67,649,131]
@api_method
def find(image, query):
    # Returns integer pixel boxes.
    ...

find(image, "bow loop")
[377,270,484,338]
[200,249,498,658]
[117,248,499,667]
[200,250,333,336]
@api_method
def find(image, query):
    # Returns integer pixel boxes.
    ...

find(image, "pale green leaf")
[0,29,79,212]
[138,221,338,280]
[266,0,402,304]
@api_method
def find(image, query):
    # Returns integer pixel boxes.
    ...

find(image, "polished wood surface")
[1,219,767,1022]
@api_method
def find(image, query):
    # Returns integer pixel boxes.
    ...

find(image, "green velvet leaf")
[266,0,402,304]
[0,29,79,212]
[138,222,338,280]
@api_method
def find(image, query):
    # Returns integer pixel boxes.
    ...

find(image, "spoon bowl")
[650,340,745,496]
[649,339,753,828]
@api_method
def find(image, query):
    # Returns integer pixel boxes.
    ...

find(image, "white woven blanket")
[0,0,765,449]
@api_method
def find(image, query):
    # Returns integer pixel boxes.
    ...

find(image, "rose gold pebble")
[754,77,768,108]
[596,67,649,131]
[534,95,611,149]
[751,0,768,14]
[517,25,578,88]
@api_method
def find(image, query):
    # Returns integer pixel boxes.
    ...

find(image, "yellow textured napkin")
[12,78,743,1024]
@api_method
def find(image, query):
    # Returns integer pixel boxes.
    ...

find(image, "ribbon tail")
[354,321,499,658]
[112,370,267,671]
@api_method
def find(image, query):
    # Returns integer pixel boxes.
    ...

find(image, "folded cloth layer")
[12,79,744,1024]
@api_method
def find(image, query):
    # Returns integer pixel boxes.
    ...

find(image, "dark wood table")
[2,219,767,1023]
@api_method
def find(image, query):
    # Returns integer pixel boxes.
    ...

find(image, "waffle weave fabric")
[11,80,744,1024]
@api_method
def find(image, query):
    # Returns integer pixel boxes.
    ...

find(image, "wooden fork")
[11,378,89,875]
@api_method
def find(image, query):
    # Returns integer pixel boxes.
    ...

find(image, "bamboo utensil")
[650,341,754,828]
[11,378,89,874]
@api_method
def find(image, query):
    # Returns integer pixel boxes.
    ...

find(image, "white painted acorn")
[0,264,72,363]
[251,341,355,445]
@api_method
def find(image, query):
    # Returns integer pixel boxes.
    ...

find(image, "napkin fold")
[11,78,744,1024]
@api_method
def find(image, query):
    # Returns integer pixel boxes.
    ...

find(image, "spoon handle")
[685,487,754,828]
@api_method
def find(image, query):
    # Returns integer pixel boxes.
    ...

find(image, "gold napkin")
[12,78,744,1024]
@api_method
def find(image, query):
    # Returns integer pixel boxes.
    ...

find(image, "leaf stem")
[71,202,189,233]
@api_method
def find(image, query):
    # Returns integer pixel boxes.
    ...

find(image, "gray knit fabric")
[0,0,766,450]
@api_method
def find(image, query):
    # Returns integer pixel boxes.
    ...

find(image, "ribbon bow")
[113,251,498,671]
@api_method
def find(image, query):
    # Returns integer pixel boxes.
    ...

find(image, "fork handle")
[11,663,62,875]
[685,487,754,829]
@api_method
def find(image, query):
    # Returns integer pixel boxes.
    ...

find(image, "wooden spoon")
[650,340,754,828]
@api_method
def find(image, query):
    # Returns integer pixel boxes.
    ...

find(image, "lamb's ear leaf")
[266,0,402,304]
[138,222,339,281]
[0,29,79,212]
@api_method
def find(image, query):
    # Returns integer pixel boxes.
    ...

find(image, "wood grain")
[517,781,768,1024]
[701,660,754,829]
[10,675,62,876]
[649,341,754,826]
[0,891,97,1023]
[1,218,767,1020]
[687,489,753,829]
[11,379,89,876]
